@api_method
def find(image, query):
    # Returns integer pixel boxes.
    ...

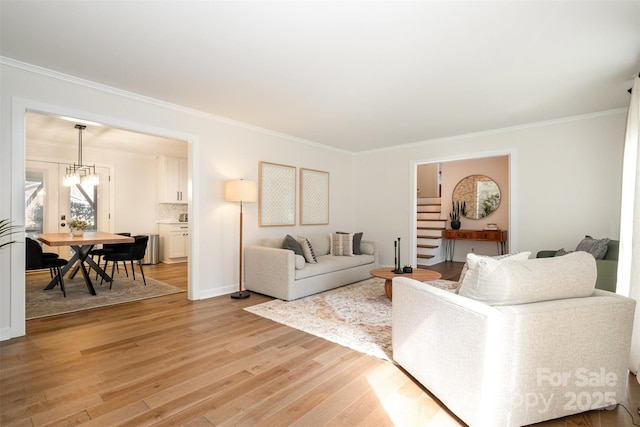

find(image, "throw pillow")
[297,236,318,263]
[575,235,610,259]
[294,255,306,270]
[555,248,571,257]
[458,251,531,296]
[460,251,596,305]
[330,232,354,256]
[282,234,304,256]
[336,231,364,254]
[458,251,531,285]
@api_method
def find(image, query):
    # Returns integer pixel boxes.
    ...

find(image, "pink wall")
[440,155,509,257]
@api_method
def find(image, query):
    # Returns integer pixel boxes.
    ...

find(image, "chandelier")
[63,124,99,186]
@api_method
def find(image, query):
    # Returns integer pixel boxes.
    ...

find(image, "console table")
[443,229,508,261]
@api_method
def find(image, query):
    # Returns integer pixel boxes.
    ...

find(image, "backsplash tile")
[158,203,188,222]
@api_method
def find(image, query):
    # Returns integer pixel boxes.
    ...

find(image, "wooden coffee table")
[370,267,442,299]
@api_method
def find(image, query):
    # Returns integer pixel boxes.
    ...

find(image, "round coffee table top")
[370,267,442,282]
[370,267,442,299]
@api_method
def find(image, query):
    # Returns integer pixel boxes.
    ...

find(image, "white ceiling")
[2,1,640,153]
[25,112,188,157]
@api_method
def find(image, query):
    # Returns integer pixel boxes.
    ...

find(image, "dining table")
[37,231,135,295]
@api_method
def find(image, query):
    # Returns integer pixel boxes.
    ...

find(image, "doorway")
[22,110,192,321]
[412,152,514,266]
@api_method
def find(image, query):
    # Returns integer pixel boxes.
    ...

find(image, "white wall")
[354,112,626,267]
[0,61,357,340]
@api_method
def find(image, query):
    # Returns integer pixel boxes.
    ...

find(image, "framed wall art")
[259,161,296,226]
[300,168,329,225]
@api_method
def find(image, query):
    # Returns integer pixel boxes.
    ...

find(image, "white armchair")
[392,252,636,427]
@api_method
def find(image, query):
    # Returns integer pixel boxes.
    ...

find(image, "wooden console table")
[443,229,508,261]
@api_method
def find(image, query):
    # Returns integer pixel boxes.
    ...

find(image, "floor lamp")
[225,179,257,299]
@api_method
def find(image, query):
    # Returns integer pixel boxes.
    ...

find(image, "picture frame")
[259,161,296,226]
[300,168,330,225]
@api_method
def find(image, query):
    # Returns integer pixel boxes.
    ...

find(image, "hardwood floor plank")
[3,262,639,427]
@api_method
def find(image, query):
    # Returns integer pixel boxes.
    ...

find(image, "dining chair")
[102,235,149,288]
[89,232,131,279]
[25,237,69,297]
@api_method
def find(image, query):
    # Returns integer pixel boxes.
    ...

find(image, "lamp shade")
[225,179,257,203]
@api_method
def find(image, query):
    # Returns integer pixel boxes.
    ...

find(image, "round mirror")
[453,175,501,219]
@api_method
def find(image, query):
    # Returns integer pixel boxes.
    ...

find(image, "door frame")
[7,97,198,340]
[409,148,517,266]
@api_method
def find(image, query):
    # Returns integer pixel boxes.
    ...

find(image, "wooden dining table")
[37,232,135,295]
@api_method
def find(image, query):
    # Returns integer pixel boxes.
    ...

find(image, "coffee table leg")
[385,279,393,299]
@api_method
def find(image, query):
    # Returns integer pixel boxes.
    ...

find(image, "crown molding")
[0,56,352,155]
[358,107,629,155]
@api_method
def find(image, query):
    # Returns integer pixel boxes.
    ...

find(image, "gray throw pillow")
[282,234,304,256]
[575,235,609,260]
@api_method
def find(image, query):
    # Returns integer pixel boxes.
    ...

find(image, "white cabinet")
[158,223,189,263]
[158,156,188,203]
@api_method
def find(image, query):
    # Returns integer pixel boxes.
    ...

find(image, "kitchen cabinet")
[158,156,188,203]
[158,223,189,263]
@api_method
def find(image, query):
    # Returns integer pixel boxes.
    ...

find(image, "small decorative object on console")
[403,265,413,273]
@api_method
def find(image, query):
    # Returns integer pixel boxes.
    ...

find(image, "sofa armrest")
[595,259,618,292]
[536,250,556,258]
[244,246,296,300]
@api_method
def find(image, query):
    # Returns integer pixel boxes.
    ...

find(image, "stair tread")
[417,244,439,249]
[417,227,445,230]
[417,254,435,259]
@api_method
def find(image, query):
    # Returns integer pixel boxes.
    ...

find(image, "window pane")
[70,183,97,231]
[25,171,44,235]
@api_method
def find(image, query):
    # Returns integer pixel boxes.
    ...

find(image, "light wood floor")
[1,262,638,426]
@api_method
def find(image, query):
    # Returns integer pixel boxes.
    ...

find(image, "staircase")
[416,197,446,267]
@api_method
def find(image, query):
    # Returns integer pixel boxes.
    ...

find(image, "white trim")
[361,109,628,156]
[6,97,199,340]
[409,148,517,267]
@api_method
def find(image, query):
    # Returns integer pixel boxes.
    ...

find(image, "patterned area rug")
[26,272,185,319]
[244,277,459,362]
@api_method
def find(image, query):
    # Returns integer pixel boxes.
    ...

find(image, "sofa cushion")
[282,234,304,256]
[295,253,374,280]
[261,237,284,248]
[308,234,330,256]
[459,251,596,305]
[297,236,317,263]
[330,233,354,256]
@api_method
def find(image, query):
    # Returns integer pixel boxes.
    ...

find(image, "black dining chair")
[89,232,131,279]
[25,237,69,297]
[102,235,149,289]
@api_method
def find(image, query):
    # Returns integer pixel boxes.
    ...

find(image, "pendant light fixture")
[63,124,99,187]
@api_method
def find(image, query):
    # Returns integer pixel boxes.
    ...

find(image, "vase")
[451,220,461,230]
[71,227,84,237]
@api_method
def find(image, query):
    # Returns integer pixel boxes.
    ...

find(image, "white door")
[25,161,112,257]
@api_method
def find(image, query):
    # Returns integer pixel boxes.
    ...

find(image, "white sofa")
[245,234,377,301]
[392,251,636,427]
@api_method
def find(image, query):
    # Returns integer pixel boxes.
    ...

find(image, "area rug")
[244,277,459,362]
[26,273,185,320]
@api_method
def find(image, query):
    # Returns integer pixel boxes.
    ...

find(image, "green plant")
[0,219,21,248]
[449,201,467,222]
[68,218,89,230]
